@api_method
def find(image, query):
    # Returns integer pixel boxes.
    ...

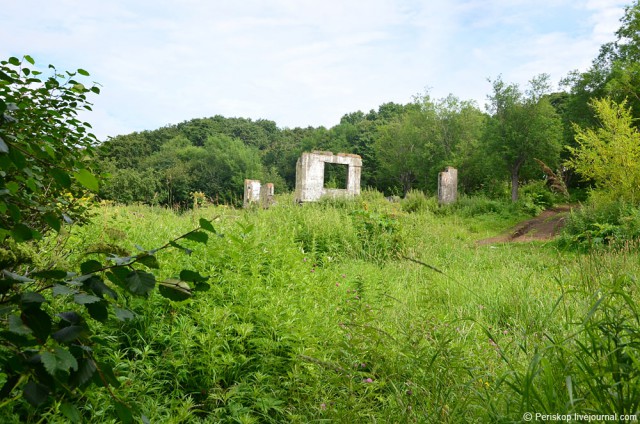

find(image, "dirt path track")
[477,205,573,245]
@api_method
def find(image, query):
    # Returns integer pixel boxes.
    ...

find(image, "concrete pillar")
[438,167,457,205]
[260,183,274,208]
[243,179,261,208]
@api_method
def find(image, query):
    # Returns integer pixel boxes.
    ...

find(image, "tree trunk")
[510,158,524,202]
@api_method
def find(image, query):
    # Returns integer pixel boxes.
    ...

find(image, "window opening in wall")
[323,163,348,189]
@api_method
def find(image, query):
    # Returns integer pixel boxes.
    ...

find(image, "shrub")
[400,190,438,213]
[559,199,640,248]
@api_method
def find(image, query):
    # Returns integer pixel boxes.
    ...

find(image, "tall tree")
[562,1,640,131]
[484,75,563,201]
[566,98,640,203]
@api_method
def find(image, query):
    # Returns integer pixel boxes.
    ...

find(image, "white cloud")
[0,0,630,138]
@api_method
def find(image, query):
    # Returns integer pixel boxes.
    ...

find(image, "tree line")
[95,1,640,207]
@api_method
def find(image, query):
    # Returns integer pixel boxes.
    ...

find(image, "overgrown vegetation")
[3,1,640,421]
[1,196,637,422]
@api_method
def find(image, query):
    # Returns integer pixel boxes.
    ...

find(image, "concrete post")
[438,167,458,205]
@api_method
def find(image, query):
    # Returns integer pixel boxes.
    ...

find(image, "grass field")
[13,191,639,423]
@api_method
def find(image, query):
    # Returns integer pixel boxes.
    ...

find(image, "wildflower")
[503,330,508,335]
[360,363,366,368]
[341,274,346,278]
[320,403,326,410]
[336,282,340,287]
[363,378,373,383]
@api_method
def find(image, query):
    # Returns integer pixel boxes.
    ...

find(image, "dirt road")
[477,205,573,245]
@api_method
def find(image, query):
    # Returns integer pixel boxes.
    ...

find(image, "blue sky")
[1,0,628,140]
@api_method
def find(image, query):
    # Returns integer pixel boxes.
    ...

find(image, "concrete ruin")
[438,166,458,205]
[243,179,275,208]
[294,151,362,202]
[259,183,275,208]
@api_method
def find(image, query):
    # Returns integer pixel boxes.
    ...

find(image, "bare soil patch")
[477,205,574,245]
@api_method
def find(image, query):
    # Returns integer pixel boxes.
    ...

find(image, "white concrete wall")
[295,151,362,202]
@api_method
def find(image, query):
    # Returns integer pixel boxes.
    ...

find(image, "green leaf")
[115,401,134,424]
[21,292,47,307]
[54,347,78,372]
[40,351,57,376]
[70,357,96,387]
[41,347,78,376]
[0,69,15,82]
[31,269,68,280]
[125,270,155,296]
[136,254,159,269]
[52,325,86,343]
[57,311,82,324]
[106,267,129,288]
[51,168,72,189]
[80,259,102,275]
[2,270,34,283]
[23,380,49,407]
[43,213,61,233]
[0,138,8,154]
[86,301,109,322]
[169,241,192,255]
[5,181,19,194]
[74,293,101,305]
[61,402,82,423]
[199,218,216,233]
[8,57,20,66]
[73,168,99,191]
[11,223,34,242]
[24,55,35,65]
[52,284,77,297]
[8,147,26,169]
[8,314,31,335]
[179,269,208,283]
[158,279,192,302]
[114,307,135,321]
[95,361,120,388]
[194,281,211,292]
[86,276,117,299]
[22,308,52,341]
[77,68,90,76]
[183,231,208,244]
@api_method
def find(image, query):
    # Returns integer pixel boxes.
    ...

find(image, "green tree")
[0,56,100,241]
[562,1,640,135]
[483,75,563,201]
[0,56,213,422]
[375,105,436,195]
[566,98,640,203]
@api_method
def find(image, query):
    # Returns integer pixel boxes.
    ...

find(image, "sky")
[1,0,630,141]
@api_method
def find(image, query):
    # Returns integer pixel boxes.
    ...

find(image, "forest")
[93,0,640,208]
[1,1,640,423]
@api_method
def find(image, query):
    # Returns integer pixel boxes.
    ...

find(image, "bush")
[559,199,640,248]
[400,190,438,213]
[519,180,557,212]
[447,195,515,217]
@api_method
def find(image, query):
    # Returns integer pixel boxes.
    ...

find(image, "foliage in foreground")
[0,56,216,423]
[1,197,635,423]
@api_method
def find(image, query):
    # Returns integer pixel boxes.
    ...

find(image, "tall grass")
[9,194,639,423]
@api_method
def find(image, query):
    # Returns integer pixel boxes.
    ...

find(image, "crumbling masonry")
[294,151,362,202]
